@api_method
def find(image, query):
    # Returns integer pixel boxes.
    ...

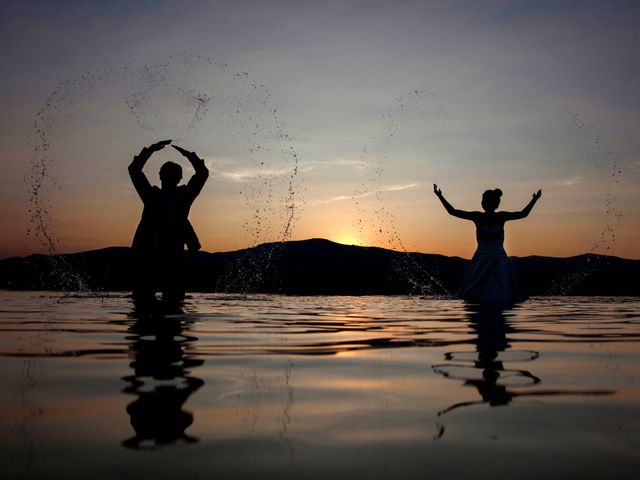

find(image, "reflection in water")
[3,293,639,478]
[13,358,44,474]
[433,304,614,420]
[121,302,204,449]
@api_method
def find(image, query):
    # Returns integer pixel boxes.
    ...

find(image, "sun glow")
[333,233,362,246]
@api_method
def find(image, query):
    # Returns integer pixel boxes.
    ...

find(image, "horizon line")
[2,237,638,262]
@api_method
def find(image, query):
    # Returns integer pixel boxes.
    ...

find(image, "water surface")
[1,292,639,479]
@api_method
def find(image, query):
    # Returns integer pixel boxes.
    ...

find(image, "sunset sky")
[1,0,639,260]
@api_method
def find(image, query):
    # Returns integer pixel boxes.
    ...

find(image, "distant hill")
[1,238,638,295]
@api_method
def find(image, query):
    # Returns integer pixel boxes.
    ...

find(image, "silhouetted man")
[129,140,209,305]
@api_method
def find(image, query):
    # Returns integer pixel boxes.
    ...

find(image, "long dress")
[458,224,527,304]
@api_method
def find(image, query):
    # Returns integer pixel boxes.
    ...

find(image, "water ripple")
[1,293,639,359]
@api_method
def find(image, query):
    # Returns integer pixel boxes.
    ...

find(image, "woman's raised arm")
[434,184,477,221]
[502,189,542,221]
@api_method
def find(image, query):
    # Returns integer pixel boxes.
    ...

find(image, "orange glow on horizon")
[331,233,363,247]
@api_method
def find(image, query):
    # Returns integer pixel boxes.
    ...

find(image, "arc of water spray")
[354,86,450,296]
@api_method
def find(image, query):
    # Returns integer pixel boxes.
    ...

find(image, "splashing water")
[28,52,301,293]
[548,107,624,294]
[354,85,449,296]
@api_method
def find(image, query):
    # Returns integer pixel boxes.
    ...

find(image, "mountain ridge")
[1,238,638,295]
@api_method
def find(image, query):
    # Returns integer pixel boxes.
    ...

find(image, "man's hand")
[137,140,171,159]
[143,139,171,153]
[172,145,203,164]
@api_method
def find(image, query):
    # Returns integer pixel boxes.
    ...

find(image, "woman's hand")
[532,189,542,201]
[433,184,443,197]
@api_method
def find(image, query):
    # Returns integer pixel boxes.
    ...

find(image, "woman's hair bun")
[493,188,503,198]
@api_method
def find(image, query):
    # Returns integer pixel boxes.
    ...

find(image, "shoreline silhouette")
[1,238,638,295]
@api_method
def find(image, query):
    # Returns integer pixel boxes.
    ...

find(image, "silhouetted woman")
[434,185,541,305]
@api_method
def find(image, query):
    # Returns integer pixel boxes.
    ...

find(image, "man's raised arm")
[172,145,209,199]
[129,140,172,202]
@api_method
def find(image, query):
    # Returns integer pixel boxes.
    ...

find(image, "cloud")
[554,176,583,187]
[199,157,298,182]
[311,182,420,206]
[210,155,365,183]
[300,157,365,171]
[216,167,294,182]
[382,183,421,192]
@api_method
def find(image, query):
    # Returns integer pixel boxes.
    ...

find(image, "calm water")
[1,292,639,479]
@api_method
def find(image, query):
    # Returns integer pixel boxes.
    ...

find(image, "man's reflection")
[122,302,204,449]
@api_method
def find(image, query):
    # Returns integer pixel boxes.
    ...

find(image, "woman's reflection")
[122,303,204,449]
[433,304,612,418]
[433,305,540,415]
